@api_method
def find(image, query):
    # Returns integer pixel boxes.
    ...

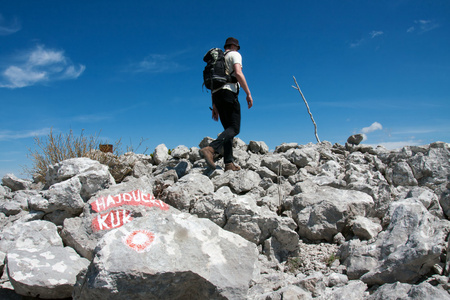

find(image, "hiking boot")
[200,146,216,169]
[225,162,241,171]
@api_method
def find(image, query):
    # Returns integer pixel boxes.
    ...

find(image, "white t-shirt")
[213,50,242,94]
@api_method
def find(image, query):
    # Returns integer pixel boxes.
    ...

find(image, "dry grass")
[26,128,121,182]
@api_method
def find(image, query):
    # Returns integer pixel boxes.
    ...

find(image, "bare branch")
[292,76,320,143]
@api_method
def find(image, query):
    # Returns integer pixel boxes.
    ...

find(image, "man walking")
[201,37,253,171]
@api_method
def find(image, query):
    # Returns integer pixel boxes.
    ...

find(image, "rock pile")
[1,137,450,299]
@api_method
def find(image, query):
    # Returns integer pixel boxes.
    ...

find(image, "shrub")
[26,128,121,182]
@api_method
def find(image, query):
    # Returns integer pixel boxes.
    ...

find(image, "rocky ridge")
[0,136,450,299]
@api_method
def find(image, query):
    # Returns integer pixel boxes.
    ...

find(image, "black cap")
[224,37,240,50]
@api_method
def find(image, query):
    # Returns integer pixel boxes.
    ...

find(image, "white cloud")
[350,30,383,48]
[350,39,364,48]
[407,20,439,34]
[63,64,86,79]
[0,14,21,36]
[3,66,47,88]
[406,26,415,33]
[0,45,85,89]
[73,112,113,123]
[72,102,147,123]
[0,128,50,141]
[127,51,188,74]
[361,122,383,134]
[370,31,383,38]
[134,54,180,73]
[28,47,66,66]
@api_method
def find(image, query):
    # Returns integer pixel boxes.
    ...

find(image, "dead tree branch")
[292,76,320,143]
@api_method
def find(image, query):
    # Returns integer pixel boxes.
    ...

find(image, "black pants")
[210,89,241,164]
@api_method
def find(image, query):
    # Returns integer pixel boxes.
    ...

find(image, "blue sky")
[1,0,449,179]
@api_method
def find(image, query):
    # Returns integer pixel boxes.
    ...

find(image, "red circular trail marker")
[124,230,155,253]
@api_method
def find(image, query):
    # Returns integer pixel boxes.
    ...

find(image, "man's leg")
[210,90,241,164]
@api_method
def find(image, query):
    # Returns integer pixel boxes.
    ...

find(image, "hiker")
[201,37,253,171]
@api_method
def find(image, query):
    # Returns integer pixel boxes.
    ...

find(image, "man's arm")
[233,63,253,109]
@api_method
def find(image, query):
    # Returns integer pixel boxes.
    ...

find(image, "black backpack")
[203,48,236,90]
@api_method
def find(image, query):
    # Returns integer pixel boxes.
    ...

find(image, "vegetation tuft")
[286,256,303,273]
[325,253,339,267]
[26,129,122,183]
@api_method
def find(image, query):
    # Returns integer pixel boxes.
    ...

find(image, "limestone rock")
[7,246,89,299]
[386,161,418,186]
[367,281,450,300]
[351,216,382,240]
[261,155,297,176]
[61,178,170,260]
[30,176,85,225]
[361,200,450,285]
[285,147,320,168]
[0,184,7,196]
[1,174,32,192]
[0,199,22,216]
[153,143,170,165]
[347,134,365,146]
[73,210,259,300]
[0,220,63,253]
[248,140,269,154]
[0,250,5,275]
[340,199,450,284]
[191,186,235,227]
[163,173,214,211]
[319,280,368,300]
[404,186,443,218]
[45,157,115,201]
[171,145,190,159]
[228,169,261,194]
[292,186,374,242]
[274,142,298,153]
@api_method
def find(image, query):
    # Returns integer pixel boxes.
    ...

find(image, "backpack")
[202,48,236,91]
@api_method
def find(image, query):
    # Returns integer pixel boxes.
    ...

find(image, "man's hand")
[247,94,253,109]
[212,105,219,121]
[234,63,253,109]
